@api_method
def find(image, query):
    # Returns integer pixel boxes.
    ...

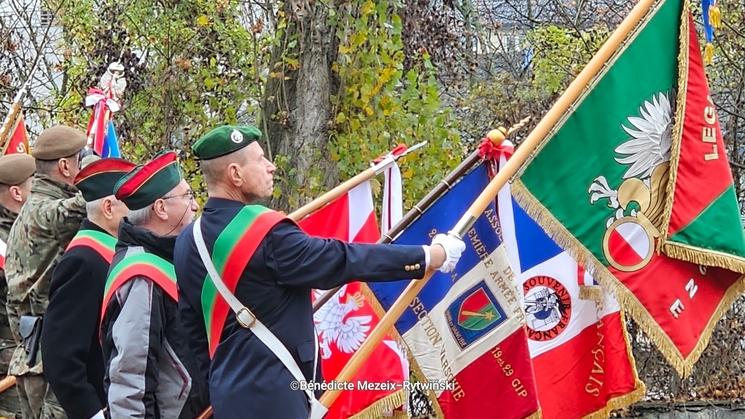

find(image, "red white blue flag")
[368,164,540,418]
[497,143,645,417]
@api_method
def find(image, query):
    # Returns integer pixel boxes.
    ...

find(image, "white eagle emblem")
[313,285,372,359]
[589,92,673,227]
[587,92,674,272]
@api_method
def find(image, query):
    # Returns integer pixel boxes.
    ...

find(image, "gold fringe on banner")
[512,182,745,377]
[583,311,646,419]
[659,0,690,242]
[662,242,745,274]
[349,388,405,419]
[578,285,604,302]
[659,2,745,273]
[509,0,745,377]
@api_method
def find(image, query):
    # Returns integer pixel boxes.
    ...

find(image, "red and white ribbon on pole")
[85,88,120,155]
[380,144,407,235]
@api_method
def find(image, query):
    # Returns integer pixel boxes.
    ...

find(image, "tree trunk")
[262,0,338,211]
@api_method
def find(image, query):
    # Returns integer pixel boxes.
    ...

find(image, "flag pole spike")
[320,0,660,408]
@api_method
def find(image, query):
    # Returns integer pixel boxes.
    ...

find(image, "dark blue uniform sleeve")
[174,228,212,387]
[265,221,427,290]
[41,252,106,419]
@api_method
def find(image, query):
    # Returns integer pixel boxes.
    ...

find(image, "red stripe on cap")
[75,158,137,185]
[115,152,178,199]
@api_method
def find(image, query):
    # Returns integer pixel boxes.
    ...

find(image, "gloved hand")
[431,233,466,273]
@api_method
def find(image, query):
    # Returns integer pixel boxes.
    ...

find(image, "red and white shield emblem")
[603,216,655,272]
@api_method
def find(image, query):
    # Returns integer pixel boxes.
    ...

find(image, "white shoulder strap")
[192,218,327,419]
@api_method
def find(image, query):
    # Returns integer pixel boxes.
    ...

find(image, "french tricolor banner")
[496,144,645,417]
[369,164,540,418]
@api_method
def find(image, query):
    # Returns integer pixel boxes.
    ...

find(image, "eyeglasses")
[162,190,195,201]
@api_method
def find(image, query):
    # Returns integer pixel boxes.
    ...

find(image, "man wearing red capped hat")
[100,151,208,419]
[41,157,135,419]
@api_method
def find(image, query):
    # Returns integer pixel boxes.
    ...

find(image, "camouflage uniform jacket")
[6,174,86,376]
[0,205,19,368]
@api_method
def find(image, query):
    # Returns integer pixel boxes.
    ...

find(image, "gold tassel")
[710,5,721,28]
[578,285,603,302]
[704,42,714,64]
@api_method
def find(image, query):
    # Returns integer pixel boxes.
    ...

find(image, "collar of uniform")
[31,174,80,200]
[79,218,111,236]
[204,197,247,211]
[116,218,177,261]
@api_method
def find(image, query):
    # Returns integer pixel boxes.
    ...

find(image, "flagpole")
[0,54,43,148]
[319,0,659,408]
[0,6,57,149]
[288,142,427,221]
[312,117,529,313]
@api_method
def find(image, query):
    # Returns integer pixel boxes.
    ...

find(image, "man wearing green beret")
[41,157,135,419]
[6,125,88,419]
[101,151,208,419]
[0,153,35,417]
[174,125,465,418]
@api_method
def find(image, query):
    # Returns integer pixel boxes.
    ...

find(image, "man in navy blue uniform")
[41,157,135,419]
[174,125,465,418]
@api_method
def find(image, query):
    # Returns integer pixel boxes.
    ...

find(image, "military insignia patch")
[446,281,506,349]
[230,129,243,144]
[523,275,571,342]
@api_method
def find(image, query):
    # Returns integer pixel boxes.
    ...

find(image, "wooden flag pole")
[289,142,426,221]
[0,86,30,149]
[0,11,56,148]
[0,376,16,394]
[312,116,530,313]
[319,0,659,408]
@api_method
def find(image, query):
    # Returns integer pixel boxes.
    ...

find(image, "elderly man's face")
[160,180,198,234]
[239,142,276,201]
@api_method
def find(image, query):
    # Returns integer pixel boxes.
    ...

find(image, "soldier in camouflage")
[0,154,36,417]
[6,126,87,419]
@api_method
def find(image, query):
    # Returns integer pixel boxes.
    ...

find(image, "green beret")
[114,151,182,210]
[192,125,261,160]
[75,158,137,202]
[0,154,35,186]
[31,125,87,160]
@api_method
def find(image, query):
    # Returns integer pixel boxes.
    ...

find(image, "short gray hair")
[127,206,154,226]
[199,149,249,188]
[85,198,102,215]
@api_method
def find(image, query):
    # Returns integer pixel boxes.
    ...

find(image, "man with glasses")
[6,125,88,419]
[100,151,208,419]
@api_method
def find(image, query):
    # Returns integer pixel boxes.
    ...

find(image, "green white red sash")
[67,229,117,263]
[101,252,178,322]
[201,205,286,358]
